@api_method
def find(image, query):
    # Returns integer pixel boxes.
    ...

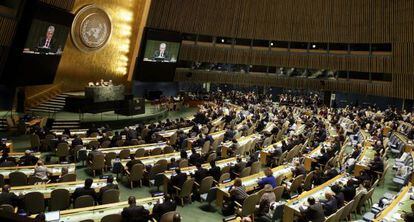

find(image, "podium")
[85,85,125,103]
[115,98,145,116]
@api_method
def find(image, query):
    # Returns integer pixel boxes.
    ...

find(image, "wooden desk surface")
[374,184,413,222]
[98,142,168,154]
[48,196,163,222]
[117,150,196,167]
[287,173,348,209]
[8,152,41,159]
[219,164,294,195]
[0,163,76,179]
[283,174,349,222]
[10,179,109,198]
[163,157,238,179]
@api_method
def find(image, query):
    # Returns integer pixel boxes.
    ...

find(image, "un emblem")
[71,5,112,52]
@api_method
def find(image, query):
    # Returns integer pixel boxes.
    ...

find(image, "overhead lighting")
[221,39,225,43]
[270,42,274,46]
[312,44,316,49]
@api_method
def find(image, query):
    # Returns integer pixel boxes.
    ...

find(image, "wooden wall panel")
[0,17,16,46]
[40,0,76,10]
[148,0,399,43]
[148,0,414,99]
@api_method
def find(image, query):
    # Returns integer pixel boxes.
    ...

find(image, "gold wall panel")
[55,0,149,91]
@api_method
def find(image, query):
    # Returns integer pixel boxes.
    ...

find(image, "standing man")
[152,43,170,61]
[37,26,57,53]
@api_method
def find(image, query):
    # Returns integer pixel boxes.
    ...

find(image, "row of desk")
[10,179,109,198]
[374,184,414,222]
[56,195,163,222]
[0,163,75,179]
[284,174,350,222]
[216,164,294,208]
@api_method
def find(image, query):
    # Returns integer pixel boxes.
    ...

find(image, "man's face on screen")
[47,30,54,39]
[160,43,166,52]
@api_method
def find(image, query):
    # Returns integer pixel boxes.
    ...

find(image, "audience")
[0,185,20,207]
[33,160,49,181]
[152,194,177,222]
[121,196,150,222]
[98,176,119,203]
[300,197,325,222]
[258,168,277,188]
[72,178,97,202]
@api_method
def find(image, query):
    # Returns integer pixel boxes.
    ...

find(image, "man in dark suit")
[167,158,179,170]
[152,43,171,61]
[168,168,188,195]
[193,134,205,148]
[300,197,325,222]
[0,185,20,207]
[71,135,83,147]
[18,150,38,166]
[331,184,345,208]
[316,148,330,166]
[320,191,338,216]
[208,160,221,182]
[189,148,202,166]
[193,163,208,184]
[230,157,246,179]
[125,155,143,173]
[121,196,150,222]
[72,178,97,202]
[37,26,57,53]
[98,176,119,203]
[293,161,307,177]
[152,194,177,222]
[342,180,357,202]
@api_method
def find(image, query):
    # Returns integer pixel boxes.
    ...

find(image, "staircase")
[0,118,7,131]
[51,119,82,131]
[28,93,69,113]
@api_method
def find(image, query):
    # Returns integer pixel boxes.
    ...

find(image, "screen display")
[0,1,74,86]
[22,19,69,55]
[134,28,182,82]
[143,40,180,63]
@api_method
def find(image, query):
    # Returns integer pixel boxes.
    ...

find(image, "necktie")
[45,39,50,48]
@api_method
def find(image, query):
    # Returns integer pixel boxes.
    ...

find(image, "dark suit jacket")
[194,168,209,184]
[189,153,202,165]
[208,166,221,181]
[171,173,188,187]
[152,200,177,221]
[293,165,307,177]
[342,185,356,202]
[37,37,57,53]
[126,159,143,171]
[98,183,119,201]
[71,138,83,147]
[0,192,19,207]
[121,205,149,222]
[152,50,170,61]
[301,203,326,222]
[72,187,97,201]
[19,155,38,166]
[334,192,345,208]
[321,198,338,216]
